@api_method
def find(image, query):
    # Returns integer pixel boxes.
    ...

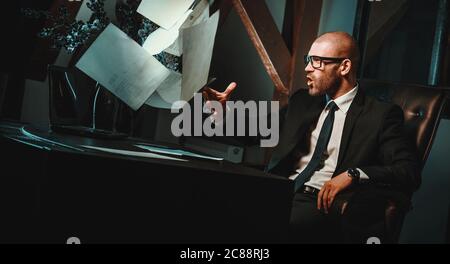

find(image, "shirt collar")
[325,83,359,114]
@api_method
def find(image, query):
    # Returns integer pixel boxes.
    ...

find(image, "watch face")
[348,168,360,179]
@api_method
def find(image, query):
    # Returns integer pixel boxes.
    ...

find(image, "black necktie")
[294,101,338,192]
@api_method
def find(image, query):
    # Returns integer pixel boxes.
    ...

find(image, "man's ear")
[340,59,352,76]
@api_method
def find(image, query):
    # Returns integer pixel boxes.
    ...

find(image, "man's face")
[305,41,342,96]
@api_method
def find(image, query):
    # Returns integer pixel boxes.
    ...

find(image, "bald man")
[204,32,419,243]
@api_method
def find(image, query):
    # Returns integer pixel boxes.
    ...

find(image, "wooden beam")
[290,0,323,95]
[282,0,295,53]
[287,0,306,95]
[232,0,291,97]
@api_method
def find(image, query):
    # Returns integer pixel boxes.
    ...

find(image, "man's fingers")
[322,188,330,214]
[224,82,237,94]
[317,188,324,210]
[202,91,210,101]
[327,190,336,211]
[203,83,236,102]
[204,87,220,97]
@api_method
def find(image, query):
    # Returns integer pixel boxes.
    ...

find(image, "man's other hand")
[317,172,353,214]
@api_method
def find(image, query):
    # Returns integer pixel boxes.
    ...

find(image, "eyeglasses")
[304,55,348,69]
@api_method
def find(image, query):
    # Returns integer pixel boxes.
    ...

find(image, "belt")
[299,185,320,195]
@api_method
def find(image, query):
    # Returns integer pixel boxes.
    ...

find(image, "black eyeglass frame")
[304,55,349,69]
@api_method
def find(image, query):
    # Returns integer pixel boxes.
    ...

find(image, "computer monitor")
[48,65,132,139]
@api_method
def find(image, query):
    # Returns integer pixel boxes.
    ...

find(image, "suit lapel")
[336,88,365,171]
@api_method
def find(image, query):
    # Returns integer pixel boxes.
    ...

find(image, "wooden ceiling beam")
[290,0,323,95]
[231,0,291,96]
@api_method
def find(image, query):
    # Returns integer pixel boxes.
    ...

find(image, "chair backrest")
[359,79,446,168]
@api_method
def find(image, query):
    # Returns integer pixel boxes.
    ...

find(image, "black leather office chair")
[339,79,447,243]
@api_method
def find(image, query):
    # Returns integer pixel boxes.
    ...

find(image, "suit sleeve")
[216,101,289,146]
[360,105,421,192]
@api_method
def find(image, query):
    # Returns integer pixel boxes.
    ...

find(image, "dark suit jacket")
[266,87,421,195]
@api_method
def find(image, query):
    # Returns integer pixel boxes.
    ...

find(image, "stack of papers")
[137,0,196,30]
[142,0,211,57]
[81,145,187,162]
[75,0,219,110]
[135,144,224,161]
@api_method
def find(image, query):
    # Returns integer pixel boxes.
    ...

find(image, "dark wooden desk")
[0,122,293,243]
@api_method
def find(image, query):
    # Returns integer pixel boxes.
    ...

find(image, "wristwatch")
[347,168,360,184]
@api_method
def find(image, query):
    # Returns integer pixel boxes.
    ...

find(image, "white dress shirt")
[289,85,369,190]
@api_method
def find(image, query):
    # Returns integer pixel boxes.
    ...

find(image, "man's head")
[305,32,360,98]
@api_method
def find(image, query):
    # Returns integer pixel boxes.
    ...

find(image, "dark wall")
[0,1,54,120]
[363,0,439,85]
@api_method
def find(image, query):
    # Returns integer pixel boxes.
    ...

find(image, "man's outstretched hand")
[202,82,237,110]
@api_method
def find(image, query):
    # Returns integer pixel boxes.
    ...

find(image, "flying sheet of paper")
[137,0,195,30]
[81,145,187,162]
[164,0,210,56]
[76,23,171,111]
[142,9,193,55]
[181,10,220,101]
[185,0,211,27]
[145,11,220,109]
[135,144,224,161]
[145,71,184,109]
